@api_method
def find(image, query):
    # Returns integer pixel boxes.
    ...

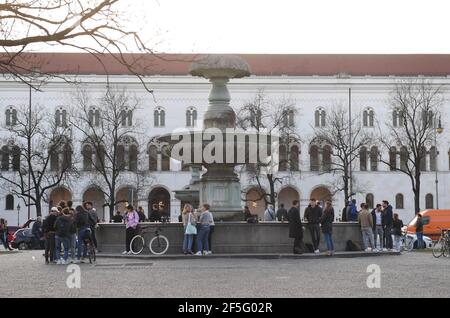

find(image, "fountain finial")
[189,54,251,79]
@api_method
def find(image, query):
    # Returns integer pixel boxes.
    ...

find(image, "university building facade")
[1,54,450,225]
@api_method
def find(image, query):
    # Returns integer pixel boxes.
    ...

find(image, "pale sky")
[133,0,450,53]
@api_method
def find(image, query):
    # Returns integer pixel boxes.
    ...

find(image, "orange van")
[406,209,450,240]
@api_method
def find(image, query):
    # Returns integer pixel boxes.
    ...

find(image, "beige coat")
[182,212,197,226]
[358,209,373,228]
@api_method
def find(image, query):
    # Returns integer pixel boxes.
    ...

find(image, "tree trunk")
[109,192,115,219]
[414,173,421,214]
[35,199,42,217]
[269,177,276,206]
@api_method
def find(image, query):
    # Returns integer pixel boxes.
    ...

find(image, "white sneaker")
[314,249,320,254]
[127,251,133,255]
[365,248,372,252]
[56,259,62,265]
[122,251,128,255]
[382,248,388,252]
[195,251,202,256]
[61,260,67,265]
[206,251,212,255]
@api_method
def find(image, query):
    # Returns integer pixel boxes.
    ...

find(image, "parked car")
[401,229,433,249]
[406,210,450,240]
[10,225,44,250]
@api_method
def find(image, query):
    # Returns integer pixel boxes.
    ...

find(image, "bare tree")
[235,91,300,207]
[378,79,443,214]
[0,105,76,216]
[70,86,147,218]
[311,105,372,204]
[0,0,162,91]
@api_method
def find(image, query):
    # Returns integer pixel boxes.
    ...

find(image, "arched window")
[422,110,434,128]
[96,145,105,168]
[148,145,158,171]
[121,109,133,127]
[420,146,427,171]
[310,145,319,171]
[116,144,125,171]
[154,107,165,127]
[129,144,138,171]
[1,146,9,171]
[425,193,434,209]
[389,146,397,171]
[5,106,17,126]
[315,108,326,127]
[363,108,374,127]
[393,109,404,127]
[88,108,100,127]
[161,145,170,171]
[360,146,367,171]
[366,193,374,209]
[186,107,197,127]
[322,145,332,172]
[430,146,437,172]
[82,144,93,171]
[289,145,299,171]
[5,194,14,210]
[62,143,72,170]
[11,146,20,171]
[395,193,404,209]
[279,145,288,171]
[283,109,295,127]
[400,146,408,170]
[370,146,378,171]
[55,107,67,127]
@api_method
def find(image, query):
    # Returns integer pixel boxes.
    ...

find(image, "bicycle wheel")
[130,235,145,255]
[149,235,169,255]
[88,242,96,264]
[403,236,414,252]
[443,241,450,258]
[432,239,444,258]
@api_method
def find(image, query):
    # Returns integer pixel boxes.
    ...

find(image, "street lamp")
[16,204,21,226]
[434,115,444,209]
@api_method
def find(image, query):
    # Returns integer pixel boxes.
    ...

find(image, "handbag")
[185,213,197,235]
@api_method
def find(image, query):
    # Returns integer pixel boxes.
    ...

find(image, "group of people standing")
[357,200,405,252]
[42,200,99,264]
[181,203,215,256]
[0,218,13,251]
[288,198,336,256]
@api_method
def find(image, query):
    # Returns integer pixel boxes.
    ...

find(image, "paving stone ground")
[0,249,447,298]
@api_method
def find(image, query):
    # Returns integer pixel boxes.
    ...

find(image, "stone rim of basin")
[189,54,251,79]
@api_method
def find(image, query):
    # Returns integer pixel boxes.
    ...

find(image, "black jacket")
[75,206,90,230]
[287,207,303,238]
[112,214,124,223]
[304,205,323,224]
[276,208,288,221]
[415,217,423,233]
[320,207,334,234]
[392,219,404,236]
[371,209,385,231]
[55,215,73,237]
[42,214,57,233]
[383,205,393,226]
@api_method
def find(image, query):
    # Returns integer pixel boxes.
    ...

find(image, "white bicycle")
[130,226,169,255]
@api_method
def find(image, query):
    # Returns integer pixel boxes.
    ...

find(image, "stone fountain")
[167,55,251,221]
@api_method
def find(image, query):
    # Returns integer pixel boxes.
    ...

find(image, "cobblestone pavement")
[0,250,448,298]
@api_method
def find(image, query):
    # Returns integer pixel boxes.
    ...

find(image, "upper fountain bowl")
[189,54,251,79]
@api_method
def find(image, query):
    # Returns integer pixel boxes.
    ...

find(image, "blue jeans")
[324,232,334,251]
[183,233,193,253]
[55,236,70,261]
[416,232,424,249]
[69,234,77,259]
[197,225,210,252]
[77,228,90,259]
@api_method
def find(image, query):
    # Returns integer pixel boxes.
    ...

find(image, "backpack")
[304,243,314,253]
[346,240,362,251]
[55,217,72,237]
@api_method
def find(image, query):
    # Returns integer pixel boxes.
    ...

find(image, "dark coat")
[276,208,288,221]
[320,207,334,234]
[383,205,393,226]
[304,205,323,224]
[287,207,303,238]
[371,208,385,231]
[415,217,423,233]
[392,219,404,236]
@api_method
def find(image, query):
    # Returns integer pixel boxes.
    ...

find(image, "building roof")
[3,53,450,77]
